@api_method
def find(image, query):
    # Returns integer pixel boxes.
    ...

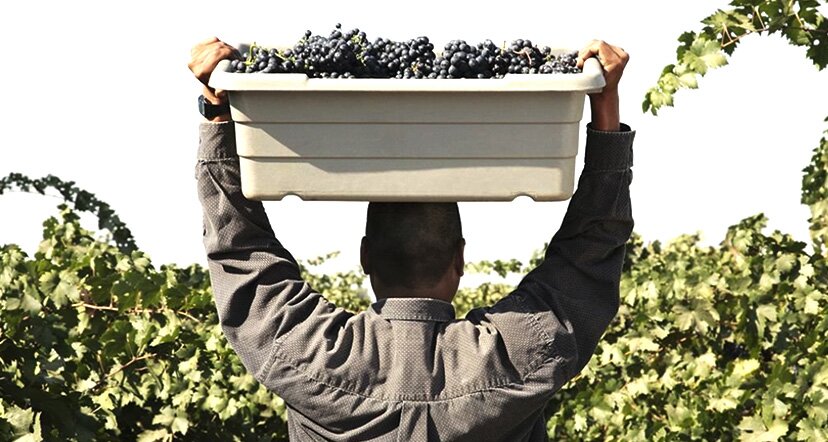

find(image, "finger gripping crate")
[209,48,605,202]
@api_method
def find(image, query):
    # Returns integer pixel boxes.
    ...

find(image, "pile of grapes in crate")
[230,24,582,79]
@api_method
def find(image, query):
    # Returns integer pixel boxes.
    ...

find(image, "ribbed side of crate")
[234,122,579,158]
[230,90,585,201]
[239,157,576,201]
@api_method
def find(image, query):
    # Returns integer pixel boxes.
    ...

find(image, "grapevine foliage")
[801,119,828,253]
[0,205,369,441]
[546,225,828,440]
[642,0,827,115]
[2,202,827,440]
[0,173,137,254]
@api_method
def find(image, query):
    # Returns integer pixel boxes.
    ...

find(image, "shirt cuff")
[198,121,237,161]
[583,123,635,172]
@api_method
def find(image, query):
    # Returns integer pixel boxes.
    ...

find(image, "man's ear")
[360,236,371,274]
[455,238,465,277]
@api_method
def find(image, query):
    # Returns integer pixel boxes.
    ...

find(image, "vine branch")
[73,302,199,322]
[92,353,156,394]
[0,173,137,253]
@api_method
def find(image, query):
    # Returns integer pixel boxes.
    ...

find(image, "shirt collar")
[371,298,456,322]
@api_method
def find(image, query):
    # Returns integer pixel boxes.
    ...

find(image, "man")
[189,38,634,441]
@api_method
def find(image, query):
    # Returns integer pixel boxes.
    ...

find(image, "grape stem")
[350,35,369,65]
[513,47,536,64]
[244,42,258,67]
[244,42,291,67]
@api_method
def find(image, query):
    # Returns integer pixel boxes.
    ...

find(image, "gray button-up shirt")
[196,122,635,441]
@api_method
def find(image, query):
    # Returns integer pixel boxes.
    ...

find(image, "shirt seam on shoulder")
[260,292,565,402]
[263,319,564,403]
[267,350,392,403]
[510,289,560,373]
[257,289,326,386]
[515,281,581,375]
[266,344,523,402]
[267,348,566,404]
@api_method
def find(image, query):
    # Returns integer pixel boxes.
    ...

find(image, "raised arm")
[521,125,634,374]
[507,41,635,379]
[189,38,354,385]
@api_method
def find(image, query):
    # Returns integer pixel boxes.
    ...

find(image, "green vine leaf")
[643,0,827,115]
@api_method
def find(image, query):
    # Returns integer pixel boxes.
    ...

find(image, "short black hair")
[365,202,463,289]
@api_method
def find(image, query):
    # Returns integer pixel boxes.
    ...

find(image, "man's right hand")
[188,37,240,121]
[576,40,629,132]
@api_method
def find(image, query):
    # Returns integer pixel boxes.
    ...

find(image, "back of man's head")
[364,202,463,290]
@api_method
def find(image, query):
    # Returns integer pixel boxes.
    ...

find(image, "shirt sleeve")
[195,121,354,386]
[471,123,635,385]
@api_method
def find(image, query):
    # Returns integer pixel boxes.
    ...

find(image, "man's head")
[361,202,465,301]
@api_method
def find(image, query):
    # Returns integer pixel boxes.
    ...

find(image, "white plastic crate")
[209,46,605,202]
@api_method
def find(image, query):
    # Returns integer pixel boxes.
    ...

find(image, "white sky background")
[1,1,826,279]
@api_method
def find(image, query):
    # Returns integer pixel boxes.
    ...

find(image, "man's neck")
[372,277,457,303]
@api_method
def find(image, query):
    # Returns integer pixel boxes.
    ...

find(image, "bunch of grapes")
[231,24,582,78]
[539,50,581,74]
[435,39,494,78]
[360,36,436,78]
[230,25,366,78]
[501,39,542,75]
